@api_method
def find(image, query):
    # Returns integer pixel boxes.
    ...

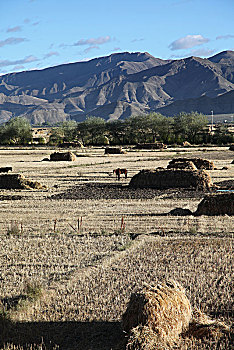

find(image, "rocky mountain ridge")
[0,50,233,124]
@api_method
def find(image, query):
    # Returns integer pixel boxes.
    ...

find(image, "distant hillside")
[156,90,234,116]
[0,50,233,124]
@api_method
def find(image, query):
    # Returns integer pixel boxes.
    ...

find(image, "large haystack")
[50,151,76,161]
[129,169,212,191]
[123,281,192,348]
[168,158,214,170]
[0,174,46,190]
[194,192,234,216]
[105,147,125,154]
[167,160,197,170]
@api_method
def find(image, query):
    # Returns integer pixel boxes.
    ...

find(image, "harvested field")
[0,146,233,349]
[0,233,131,298]
[50,183,200,200]
[1,236,232,349]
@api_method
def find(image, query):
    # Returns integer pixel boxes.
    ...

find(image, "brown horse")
[113,168,128,180]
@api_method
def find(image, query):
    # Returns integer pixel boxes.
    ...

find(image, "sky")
[0,0,234,75]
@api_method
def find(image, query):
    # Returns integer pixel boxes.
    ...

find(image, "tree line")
[0,112,233,146]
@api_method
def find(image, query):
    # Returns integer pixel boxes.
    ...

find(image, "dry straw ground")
[0,146,233,349]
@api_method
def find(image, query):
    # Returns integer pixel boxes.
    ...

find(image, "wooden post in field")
[54,219,57,232]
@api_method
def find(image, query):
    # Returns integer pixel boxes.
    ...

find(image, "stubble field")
[0,146,233,349]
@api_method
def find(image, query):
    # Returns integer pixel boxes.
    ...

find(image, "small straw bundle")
[187,309,230,339]
[0,174,46,190]
[123,281,231,349]
[123,281,192,349]
[126,325,166,350]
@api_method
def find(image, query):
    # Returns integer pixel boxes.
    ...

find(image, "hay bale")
[23,179,46,190]
[168,208,193,216]
[183,141,192,147]
[129,169,212,191]
[126,325,166,350]
[229,144,234,151]
[168,158,214,170]
[50,151,76,161]
[123,283,230,349]
[186,309,230,339]
[123,281,192,348]
[0,174,46,190]
[194,192,234,216]
[214,180,234,190]
[0,167,12,173]
[104,147,125,154]
[191,158,214,170]
[167,160,197,170]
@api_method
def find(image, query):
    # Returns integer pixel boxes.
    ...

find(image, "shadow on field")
[0,319,125,350]
[50,182,206,201]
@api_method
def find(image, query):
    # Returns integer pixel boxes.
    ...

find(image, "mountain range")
[0,50,233,124]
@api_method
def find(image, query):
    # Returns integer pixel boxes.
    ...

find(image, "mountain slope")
[0,51,233,123]
[155,90,234,116]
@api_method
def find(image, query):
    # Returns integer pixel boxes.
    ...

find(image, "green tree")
[107,120,128,144]
[60,120,77,142]
[147,113,173,143]
[48,120,77,145]
[76,117,106,145]
[0,117,32,145]
[123,113,172,144]
[211,125,234,144]
[173,112,207,144]
[48,127,64,145]
[126,114,150,143]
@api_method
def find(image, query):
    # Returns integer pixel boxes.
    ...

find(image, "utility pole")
[211,110,214,131]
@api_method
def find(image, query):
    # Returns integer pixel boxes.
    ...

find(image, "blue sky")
[0,0,234,75]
